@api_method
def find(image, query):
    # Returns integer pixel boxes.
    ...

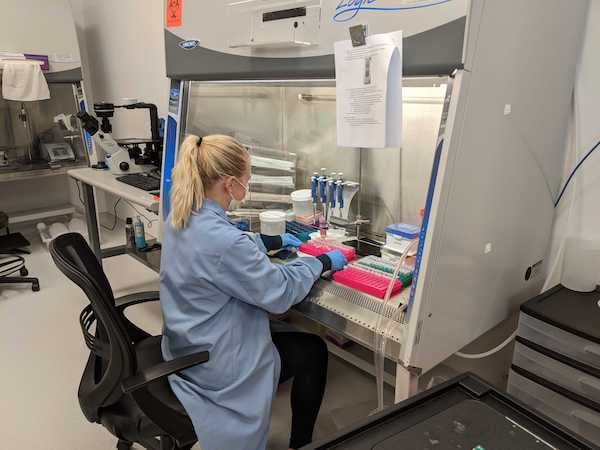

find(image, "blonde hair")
[170,134,249,230]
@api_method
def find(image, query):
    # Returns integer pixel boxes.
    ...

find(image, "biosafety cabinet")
[160,0,589,400]
[0,0,91,221]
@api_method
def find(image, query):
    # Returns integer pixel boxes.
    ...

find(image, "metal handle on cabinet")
[578,377,600,395]
[584,344,600,360]
[571,409,600,430]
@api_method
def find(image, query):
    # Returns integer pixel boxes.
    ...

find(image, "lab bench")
[125,242,411,383]
[68,168,160,263]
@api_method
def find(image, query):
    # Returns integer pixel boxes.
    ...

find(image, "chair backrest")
[49,233,137,422]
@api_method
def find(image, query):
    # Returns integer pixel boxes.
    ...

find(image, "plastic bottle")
[125,217,135,249]
[133,216,146,250]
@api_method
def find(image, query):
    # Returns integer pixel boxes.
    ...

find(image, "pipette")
[310,172,319,221]
[328,173,337,221]
[319,168,327,217]
[336,173,344,216]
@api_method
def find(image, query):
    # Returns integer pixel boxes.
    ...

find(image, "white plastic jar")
[290,189,313,217]
[259,210,286,236]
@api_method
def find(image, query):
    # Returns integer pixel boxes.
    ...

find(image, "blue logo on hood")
[334,0,453,22]
[178,39,200,50]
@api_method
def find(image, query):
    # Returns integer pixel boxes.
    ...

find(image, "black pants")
[272,331,329,449]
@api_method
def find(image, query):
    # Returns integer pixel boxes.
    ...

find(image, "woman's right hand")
[325,250,347,272]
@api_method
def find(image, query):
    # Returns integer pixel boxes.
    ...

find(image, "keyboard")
[116,173,161,191]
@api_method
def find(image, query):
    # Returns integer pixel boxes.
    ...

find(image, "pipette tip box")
[299,240,356,261]
[333,266,402,299]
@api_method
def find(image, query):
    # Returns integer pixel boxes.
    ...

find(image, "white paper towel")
[1,60,50,101]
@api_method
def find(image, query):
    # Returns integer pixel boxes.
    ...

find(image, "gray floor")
[1,232,389,450]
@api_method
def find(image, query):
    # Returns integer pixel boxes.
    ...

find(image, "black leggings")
[272,331,329,449]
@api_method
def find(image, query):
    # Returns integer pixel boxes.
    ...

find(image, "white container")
[259,210,286,236]
[291,189,313,217]
[562,237,600,292]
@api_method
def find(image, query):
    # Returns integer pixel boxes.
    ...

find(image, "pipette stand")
[332,181,359,221]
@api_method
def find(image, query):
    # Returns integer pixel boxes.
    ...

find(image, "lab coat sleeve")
[214,234,322,314]
[246,232,268,254]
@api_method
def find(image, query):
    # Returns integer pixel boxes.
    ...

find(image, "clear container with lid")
[290,189,313,217]
[259,210,286,236]
[384,223,420,253]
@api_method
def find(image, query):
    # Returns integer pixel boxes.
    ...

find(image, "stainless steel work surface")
[126,245,408,360]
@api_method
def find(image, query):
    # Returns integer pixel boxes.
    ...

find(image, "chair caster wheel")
[116,440,132,450]
[32,282,40,292]
[20,268,28,276]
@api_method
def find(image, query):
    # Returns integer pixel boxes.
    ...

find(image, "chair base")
[0,276,40,291]
[117,439,133,450]
[118,436,193,450]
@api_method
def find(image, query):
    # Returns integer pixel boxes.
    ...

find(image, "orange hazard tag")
[166,0,183,28]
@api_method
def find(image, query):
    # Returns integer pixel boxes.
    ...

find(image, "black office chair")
[49,233,208,450]
[0,211,39,291]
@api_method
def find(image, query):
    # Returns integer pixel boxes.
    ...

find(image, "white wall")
[70,0,168,135]
[544,0,600,289]
[69,0,168,235]
[1,0,81,72]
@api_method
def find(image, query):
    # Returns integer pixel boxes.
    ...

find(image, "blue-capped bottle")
[133,216,147,250]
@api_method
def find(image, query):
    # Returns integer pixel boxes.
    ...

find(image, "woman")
[160,135,347,450]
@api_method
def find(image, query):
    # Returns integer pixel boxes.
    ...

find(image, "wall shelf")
[8,204,75,225]
[0,160,88,183]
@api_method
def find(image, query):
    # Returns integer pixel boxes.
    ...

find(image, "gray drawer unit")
[511,285,600,448]
[518,313,600,372]
[514,341,600,408]
[508,369,600,447]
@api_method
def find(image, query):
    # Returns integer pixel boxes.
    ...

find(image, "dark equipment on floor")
[302,374,594,450]
[0,211,39,292]
[49,233,209,450]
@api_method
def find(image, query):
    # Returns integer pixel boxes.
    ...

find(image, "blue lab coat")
[160,200,323,450]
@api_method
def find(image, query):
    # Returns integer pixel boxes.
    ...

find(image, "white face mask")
[228,177,250,210]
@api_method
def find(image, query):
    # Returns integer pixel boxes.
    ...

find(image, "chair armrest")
[115,291,160,310]
[121,351,209,394]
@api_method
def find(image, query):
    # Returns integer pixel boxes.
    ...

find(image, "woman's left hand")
[281,233,303,249]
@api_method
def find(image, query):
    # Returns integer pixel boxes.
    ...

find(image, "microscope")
[77,103,142,175]
[76,101,162,175]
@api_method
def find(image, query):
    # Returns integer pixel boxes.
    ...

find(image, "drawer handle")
[584,345,600,360]
[578,377,600,394]
[571,409,600,429]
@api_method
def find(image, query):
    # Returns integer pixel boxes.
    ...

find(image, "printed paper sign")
[335,31,403,149]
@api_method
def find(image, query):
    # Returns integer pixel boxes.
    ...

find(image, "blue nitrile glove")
[282,233,303,249]
[316,249,347,275]
[327,250,348,272]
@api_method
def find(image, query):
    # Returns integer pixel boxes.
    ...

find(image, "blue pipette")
[310,172,319,220]
[319,169,327,213]
[337,173,344,215]
[328,174,337,220]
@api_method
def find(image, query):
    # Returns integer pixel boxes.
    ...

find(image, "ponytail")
[169,134,249,230]
[170,135,204,230]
